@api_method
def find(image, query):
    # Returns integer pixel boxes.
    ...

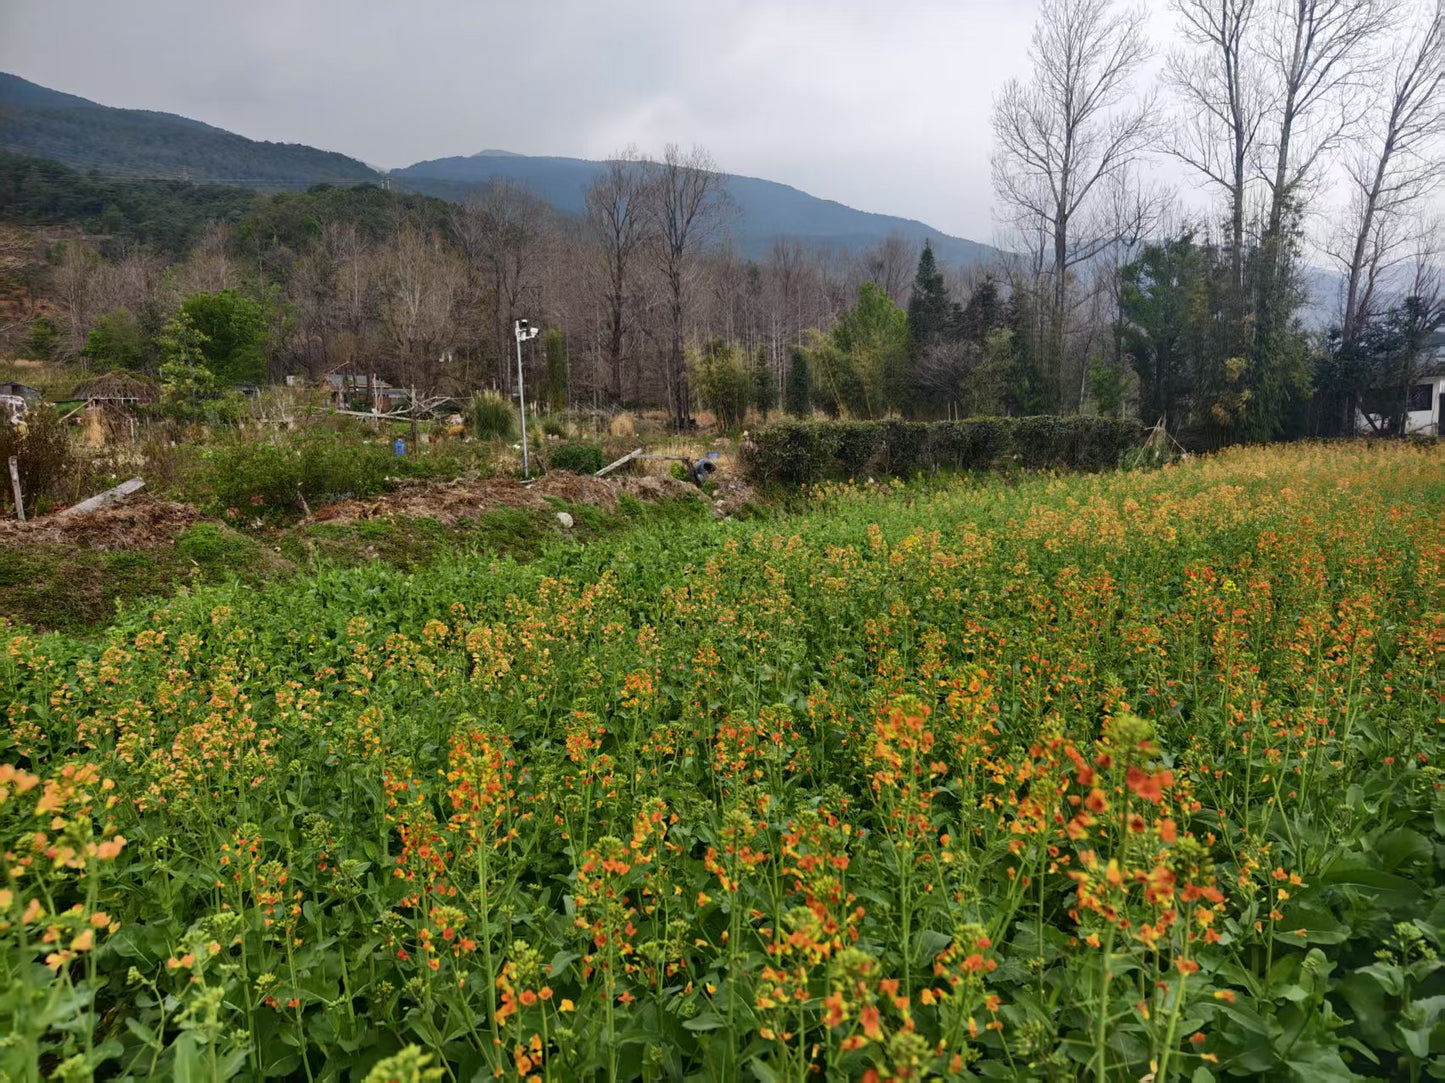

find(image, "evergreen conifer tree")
[751,346,777,418]
[906,241,954,352]
[784,347,811,417]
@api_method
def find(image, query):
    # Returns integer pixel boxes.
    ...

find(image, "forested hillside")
[0,153,258,258]
[0,72,379,187]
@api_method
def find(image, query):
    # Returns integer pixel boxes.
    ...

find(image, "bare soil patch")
[0,499,201,549]
[306,472,699,526]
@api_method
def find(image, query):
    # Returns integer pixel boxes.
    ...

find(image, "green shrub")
[823,420,886,478]
[175,522,263,570]
[743,416,1146,485]
[472,392,517,441]
[879,420,930,477]
[690,340,752,431]
[548,442,605,475]
[200,437,395,513]
[0,404,82,515]
[24,316,59,360]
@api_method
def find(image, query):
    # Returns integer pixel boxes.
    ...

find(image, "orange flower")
[860,1004,882,1040]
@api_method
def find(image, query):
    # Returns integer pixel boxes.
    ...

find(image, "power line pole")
[514,319,540,478]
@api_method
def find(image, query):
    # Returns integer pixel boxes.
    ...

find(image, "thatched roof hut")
[74,372,158,407]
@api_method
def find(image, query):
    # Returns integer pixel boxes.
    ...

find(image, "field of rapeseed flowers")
[1,442,1441,1082]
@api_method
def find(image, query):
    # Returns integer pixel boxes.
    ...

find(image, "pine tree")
[906,241,953,352]
[955,275,1004,347]
[784,347,811,417]
[751,346,777,418]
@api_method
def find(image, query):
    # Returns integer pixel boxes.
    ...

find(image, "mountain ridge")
[0,71,381,188]
[0,70,1001,266]
[392,152,1000,266]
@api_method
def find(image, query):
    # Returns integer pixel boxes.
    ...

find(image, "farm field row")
[1,442,1441,1081]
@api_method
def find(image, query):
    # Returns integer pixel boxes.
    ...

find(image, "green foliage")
[906,240,957,354]
[1120,235,1209,431]
[236,184,455,252]
[470,391,517,441]
[970,327,1015,417]
[1119,231,1314,444]
[541,329,568,414]
[0,404,80,515]
[81,308,149,371]
[742,415,1147,485]
[199,436,396,513]
[0,444,1436,1079]
[157,312,243,425]
[689,339,751,431]
[810,282,910,418]
[0,75,378,188]
[22,316,59,360]
[751,347,777,418]
[1318,296,1443,436]
[0,152,258,259]
[179,290,268,384]
[548,442,604,475]
[784,347,811,418]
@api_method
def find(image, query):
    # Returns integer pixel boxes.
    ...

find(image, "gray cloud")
[5,0,1430,251]
[0,0,1045,241]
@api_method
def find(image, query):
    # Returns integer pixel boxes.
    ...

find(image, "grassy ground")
[0,492,708,636]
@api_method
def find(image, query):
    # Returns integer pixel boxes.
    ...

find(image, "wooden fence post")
[7,456,24,523]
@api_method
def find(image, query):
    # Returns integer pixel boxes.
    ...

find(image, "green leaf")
[1374,828,1432,870]
[124,1015,162,1050]
[682,1012,727,1032]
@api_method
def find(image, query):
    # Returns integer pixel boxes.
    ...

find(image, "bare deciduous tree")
[584,148,649,403]
[1332,0,1445,343]
[1259,0,1395,247]
[454,181,553,392]
[379,225,463,397]
[992,0,1155,408]
[1167,0,1266,285]
[645,144,729,428]
[858,234,915,304]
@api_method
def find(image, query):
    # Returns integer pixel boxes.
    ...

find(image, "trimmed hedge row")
[741,416,1147,485]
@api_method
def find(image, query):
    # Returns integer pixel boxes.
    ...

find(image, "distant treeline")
[0,152,257,258]
[0,153,459,260]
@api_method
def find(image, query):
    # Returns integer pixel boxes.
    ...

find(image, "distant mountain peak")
[393,151,1000,267]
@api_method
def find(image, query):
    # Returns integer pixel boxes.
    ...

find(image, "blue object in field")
[706,451,720,459]
[393,439,406,458]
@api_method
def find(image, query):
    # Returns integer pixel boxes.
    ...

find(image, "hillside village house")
[321,373,412,413]
[1356,329,1445,437]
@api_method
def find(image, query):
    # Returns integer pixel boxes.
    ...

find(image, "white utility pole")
[514,319,540,477]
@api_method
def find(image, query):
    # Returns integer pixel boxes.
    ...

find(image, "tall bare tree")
[858,234,916,304]
[992,0,1155,409]
[645,144,729,428]
[1167,0,1265,287]
[379,225,463,397]
[1332,0,1445,343]
[584,149,649,403]
[1259,0,1394,247]
[454,181,553,392]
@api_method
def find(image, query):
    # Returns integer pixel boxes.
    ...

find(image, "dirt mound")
[307,472,698,526]
[0,499,201,549]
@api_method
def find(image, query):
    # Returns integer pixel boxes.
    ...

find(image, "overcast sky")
[0,0,1119,243]
[0,0,1434,252]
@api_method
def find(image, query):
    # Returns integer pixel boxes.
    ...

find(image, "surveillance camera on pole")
[514,319,541,478]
